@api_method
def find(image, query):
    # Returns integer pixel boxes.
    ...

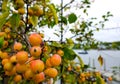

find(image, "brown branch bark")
[21,27,31,52]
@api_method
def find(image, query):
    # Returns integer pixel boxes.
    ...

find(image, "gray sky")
[49,0,120,42]
[88,0,120,42]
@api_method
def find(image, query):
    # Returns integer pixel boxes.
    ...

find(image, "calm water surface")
[74,50,120,71]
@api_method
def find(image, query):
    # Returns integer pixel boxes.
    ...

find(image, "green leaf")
[83,9,87,13]
[61,16,67,25]
[66,38,74,49]
[80,21,87,28]
[9,13,20,29]
[0,11,9,29]
[82,0,90,4]
[63,47,76,60]
[0,36,4,48]
[76,55,84,68]
[51,41,62,48]
[53,32,60,37]
[68,13,77,24]
[49,21,55,28]
[64,74,77,83]
[66,38,74,44]
[30,16,38,27]
[96,76,106,84]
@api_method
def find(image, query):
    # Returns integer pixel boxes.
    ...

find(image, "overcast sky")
[88,0,120,42]
[49,0,120,42]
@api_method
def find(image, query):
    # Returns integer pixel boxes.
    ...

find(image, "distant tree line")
[73,41,120,50]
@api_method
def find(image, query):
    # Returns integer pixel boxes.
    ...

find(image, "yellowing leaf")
[98,55,103,66]
[9,13,20,29]
[48,4,58,24]
[2,0,8,11]
[29,16,38,27]
[0,11,9,29]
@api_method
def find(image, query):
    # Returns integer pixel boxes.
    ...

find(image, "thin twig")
[58,0,75,11]
[70,33,80,39]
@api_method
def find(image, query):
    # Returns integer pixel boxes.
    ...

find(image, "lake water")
[74,49,120,71]
[74,50,120,84]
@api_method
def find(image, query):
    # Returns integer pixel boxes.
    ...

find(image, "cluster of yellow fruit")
[14,0,43,16]
[28,5,43,17]
[0,33,62,83]
[15,0,25,15]
[0,23,12,50]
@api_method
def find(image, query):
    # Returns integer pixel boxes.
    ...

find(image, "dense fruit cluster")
[0,32,62,83]
[0,0,113,84]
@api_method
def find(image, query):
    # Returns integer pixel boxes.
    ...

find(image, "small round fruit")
[10,55,17,65]
[30,46,42,58]
[80,73,85,78]
[57,49,64,56]
[0,52,9,59]
[18,8,25,15]
[30,59,44,73]
[44,68,58,78]
[24,69,34,80]
[4,62,13,71]
[2,58,9,65]
[2,40,8,49]
[46,58,52,67]
[16,51,28,64]
[0,50,2,57]
[13,42,23,51]
[0,32,6,37]
[34,8,43,16]
[85,72,90,77]
[5,66,16,76]
[108,76,112,81]
[4,27,11,33]
[76,65,81,70]
[15,63,27,73]
[14,74,22,83]
[81,77,86,82]
[5,22,11,27]
[15,0,24,8]
[29,33,42,46]
[28,8,34,16]
[67,66,72,71]
[50,54,61,66]
[34,72,45,83]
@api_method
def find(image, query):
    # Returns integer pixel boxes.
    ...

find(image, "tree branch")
[58,0,75,11]
[70,33,81,39]
[21,27,31,52]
